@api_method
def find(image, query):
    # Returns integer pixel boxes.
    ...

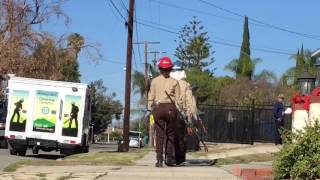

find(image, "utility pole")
[122,0,135,152]
[133,41,159,147]
[149,51,166,67]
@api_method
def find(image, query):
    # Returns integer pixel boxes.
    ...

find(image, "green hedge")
[273,121,320,179]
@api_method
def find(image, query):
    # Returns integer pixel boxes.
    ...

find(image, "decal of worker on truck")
[62,95,81,137]
[33,90,58,133]
[9,90,29,132]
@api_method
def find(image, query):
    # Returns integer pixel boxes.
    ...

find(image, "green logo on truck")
[33,90,58,133]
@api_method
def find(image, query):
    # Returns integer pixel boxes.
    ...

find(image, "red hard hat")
[158,56,173,69]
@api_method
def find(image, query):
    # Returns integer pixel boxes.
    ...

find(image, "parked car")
[129,131,144,148]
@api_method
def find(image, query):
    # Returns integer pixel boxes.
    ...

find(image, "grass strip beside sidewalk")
[3,149,150,172]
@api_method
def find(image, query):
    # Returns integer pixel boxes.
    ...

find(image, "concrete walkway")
[198,143,281,159]
[0,143,280,180]
[0,151,238,180]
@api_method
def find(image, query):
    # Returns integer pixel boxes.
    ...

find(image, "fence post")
[251,99,255,145]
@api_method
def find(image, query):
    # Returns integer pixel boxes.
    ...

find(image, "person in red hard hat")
[148,56,182,167]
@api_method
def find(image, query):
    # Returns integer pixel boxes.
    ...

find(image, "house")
[312,48,320,58]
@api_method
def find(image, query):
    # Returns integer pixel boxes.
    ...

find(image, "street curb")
[232,164,273,180]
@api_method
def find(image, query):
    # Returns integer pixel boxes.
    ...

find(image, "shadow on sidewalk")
[178,159,217,167]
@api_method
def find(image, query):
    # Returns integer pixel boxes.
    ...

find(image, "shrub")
[273,121,320,179]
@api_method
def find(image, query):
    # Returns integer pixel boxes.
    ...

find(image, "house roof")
[312,48,320,58]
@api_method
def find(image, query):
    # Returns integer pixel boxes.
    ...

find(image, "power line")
[136,20,295,56]
[148,0,320,40]
[149,0,240,23]
[109,0,127,23]
[147,0,276,28]
[137,17,292,54]
[119,0,128,12]
[136,21,179,35]
[134,7,143,64]
[103,58,126,64]
[132,48,139,70]
[106,0,123,22]
[198,0,320,40]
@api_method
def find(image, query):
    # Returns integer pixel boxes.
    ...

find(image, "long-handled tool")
[164,91,208,152]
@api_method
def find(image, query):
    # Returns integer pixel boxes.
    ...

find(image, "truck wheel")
[3,140,8,149]
[17,149,27,156]
[10,148,17,155]
[81,146,89,153]
[0,140,8,149]
[60,148,73,155]
[32,146,39,154]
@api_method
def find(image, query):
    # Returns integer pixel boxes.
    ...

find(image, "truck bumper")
[27,138,59,151]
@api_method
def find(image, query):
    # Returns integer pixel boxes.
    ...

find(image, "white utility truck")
[5,75,90,156]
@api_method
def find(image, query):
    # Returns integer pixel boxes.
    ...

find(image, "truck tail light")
[0,123,5,129]
[69,140,76,144]
[9,135,15,139]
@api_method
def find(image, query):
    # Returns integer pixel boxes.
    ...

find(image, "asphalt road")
[0,143,118,171]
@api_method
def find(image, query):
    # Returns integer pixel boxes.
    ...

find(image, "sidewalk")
[0,151,238,180]
[0,143,279,180]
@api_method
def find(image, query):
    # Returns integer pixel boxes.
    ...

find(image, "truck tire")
[60,148,73,156]
[32,146,39,154]
[10,148,17,155]
[0,140,8,149]
[17,149,27,156]
[81,146,89,153]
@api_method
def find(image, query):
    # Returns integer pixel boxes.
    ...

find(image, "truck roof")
[8,76,88,89]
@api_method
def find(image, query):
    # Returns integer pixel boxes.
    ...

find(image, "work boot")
[165,158,176,167]
[155,160,163,168]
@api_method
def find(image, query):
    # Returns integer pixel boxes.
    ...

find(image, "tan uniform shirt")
[179,80,198,117]
[148,75,181,110]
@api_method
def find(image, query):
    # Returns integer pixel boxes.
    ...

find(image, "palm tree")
[254,70,277,83]
[224,56,262,80]
[282,46,316,86]
[67,33,85,61]
[132,63,159,106]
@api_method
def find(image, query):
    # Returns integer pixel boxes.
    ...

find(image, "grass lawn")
[4,148,151,172]
[214,153,274,166]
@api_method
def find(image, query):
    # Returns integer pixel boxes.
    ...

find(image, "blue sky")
[43,0,320,110]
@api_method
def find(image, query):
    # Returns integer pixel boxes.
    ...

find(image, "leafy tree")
[60,33,84,82]
[175,16,214,71]
[253,70,278,83]
[0,0,68,76]
[209,76,235,104]
[88,80,123,134]
[186,68,215,103]
[26,33,84,82]
[131,119,148,137]
[27,37,65,80]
